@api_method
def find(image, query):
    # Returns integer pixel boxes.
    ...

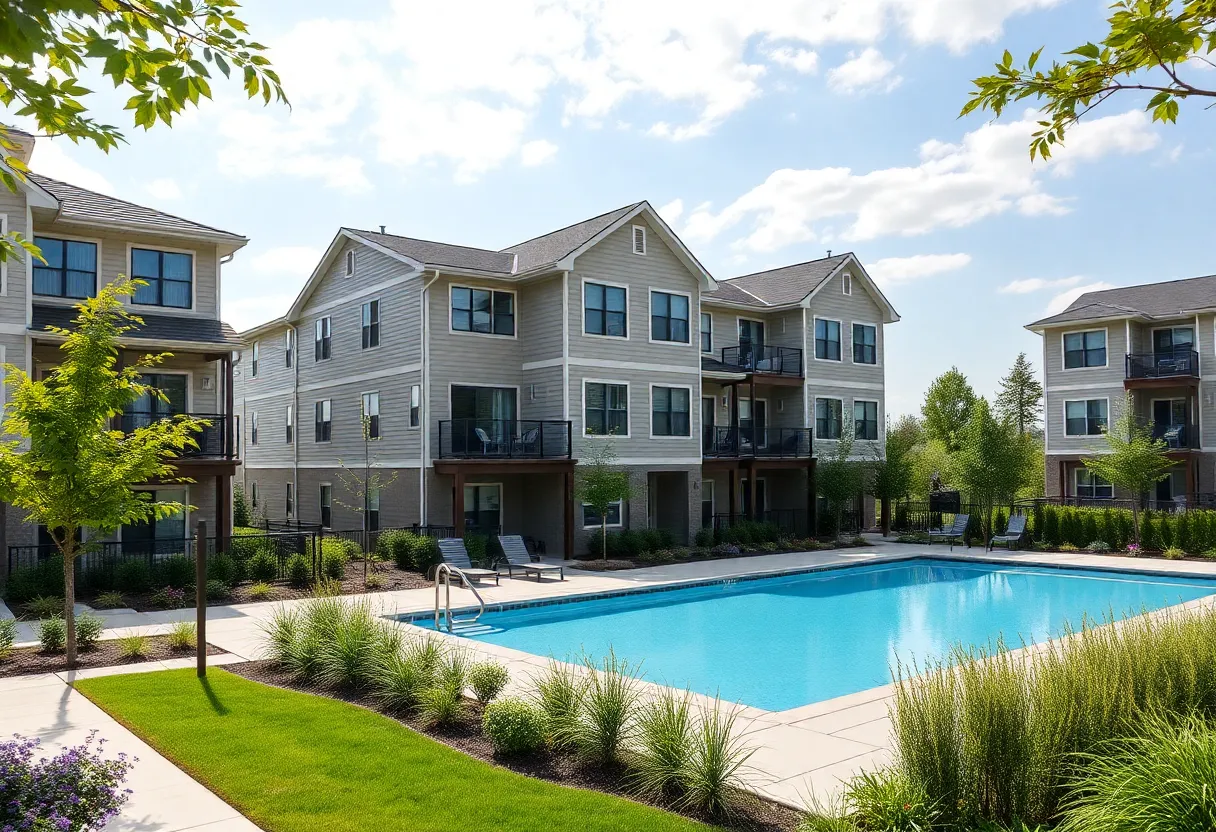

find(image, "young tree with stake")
[576,439,633,560]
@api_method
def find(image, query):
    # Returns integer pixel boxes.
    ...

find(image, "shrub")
[229,526,271,560]
[1058,543,1079,552]
[418,680,466,728]
[207,553,242,587]
[247,582,273,601]
[75,612,105,650]
[531,659,585,749]
[483,697,546,756]
[377,529,412,570]
[4,557,65,603]
[205,579,231,601]
[166,621,197,651]
[25,595,64,619]
[571,648,641,764]
[313,601,382,688]
[156,554,194,589]
[710,543,740,557]
[681,698,756,819]
[93,590,125,609]
[0,732,135,831]
[312,577,343,597]
[630,687,692,799]
[1086,540,1111,553]
[150,586,187,609]
[849,535,869,547]
[1163,546,1186,560]
[1042,506,1061,547]
[369,635,442,712]
[469,661,510,704]
[285,553,312,586]
[1140,512,1159,550]
[694,527,715,548]
[114,559,153,593]
[0,619,15,660]
[248,550,278,582]
[116,633,149,660]
[409,535,442,574]
[841,769,938,832]
[322,549,347,581]
[365,573,385,590]
[38,617,66,652]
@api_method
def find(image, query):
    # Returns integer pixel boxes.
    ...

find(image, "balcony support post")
[1187,458,1196,504]
[807,460,817,538]
[563,470,574,559]
[453,469,465,537]
[223,353,234,457]
[215,475,230,552]
[728,467,737,519]
[746,459,758,521]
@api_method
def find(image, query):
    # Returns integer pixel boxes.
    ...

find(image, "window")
[361,392,380,439]
[701,480,715,528]
[585,382,629,436]
[361,300,380,349]
[816,397,843,440]
[345,249,355,277]
[32,237,97,298]
[852,324,877,365]
[1153,326,1194,354]
[464,484,502,534]
[251,341,259,377]
[1065,399,1108,436]
[451,286,515,336]
[315,399,332,442]
[1076,469,1113,499]
[842,273,852,295]
[285,404,293,444]
[632,225,646,255]
[652,387,691,436]
[250,482,259,510]
[121,488,187,553]
[124,373,187,428]
[314,317,331,361]
[1063,330,1106,369]
[250,412,259,445]
[368,484,380,532]
[650,291,690,343]
[284,329,294,368]
[854,400,878,441]
[410,385,421,428]
[131,248,192,308]
[584,282,627,337]
[815,319,841,361]
[285,482,294,518]
[320,484,332,529]
[583,500,623,528]
[700,313,712,353]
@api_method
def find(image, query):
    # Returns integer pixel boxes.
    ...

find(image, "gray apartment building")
[1029,275,1216,506]
[0,130,245,567]
[235,202,899,555]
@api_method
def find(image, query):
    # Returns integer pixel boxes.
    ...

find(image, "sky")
[15,0,1216,418]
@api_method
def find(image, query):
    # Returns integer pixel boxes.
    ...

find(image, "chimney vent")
[826,249,832,257]
[379,225,386,234]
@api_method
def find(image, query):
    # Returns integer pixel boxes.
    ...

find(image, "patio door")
[1153,398,1188,447]
[701,479,715,528]
[738,319,765,368]
[463,484,502,534]
[451,385,517,454]
[702,395,716,452]
[739,399,768,449]
[1153,326,1194,356]
[740,477,767,518]
[126,373,188,429]
[122,487,188,555]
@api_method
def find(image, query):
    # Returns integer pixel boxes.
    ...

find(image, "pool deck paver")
[8,537,1216,823]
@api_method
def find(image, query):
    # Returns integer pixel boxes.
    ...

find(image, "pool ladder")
[433,563,486,633]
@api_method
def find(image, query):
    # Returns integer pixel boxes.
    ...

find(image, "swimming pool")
[416,558,1216,711]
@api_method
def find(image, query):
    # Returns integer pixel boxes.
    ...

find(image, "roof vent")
[826,249,832,257]
[379,225,386,234]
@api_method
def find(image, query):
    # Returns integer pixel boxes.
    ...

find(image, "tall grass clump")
[313,601,382,689]
[629,687,693,799]
[891,657,962,824]
[368,634,443,712]
[531,658,586,749]
[680,697,756,819]
[571,648,642,765]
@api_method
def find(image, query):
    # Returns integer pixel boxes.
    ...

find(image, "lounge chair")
[497,535,564,582]
[437,538,499,585]
[928,514,970,550]
[989,513,1027,551]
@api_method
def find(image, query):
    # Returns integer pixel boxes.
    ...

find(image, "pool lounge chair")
[989,513,1028,551]
[437,538,499,585]
[497,535,564,582]
[928,514,970,550]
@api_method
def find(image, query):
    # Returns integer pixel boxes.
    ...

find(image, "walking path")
[6,539,1216,825]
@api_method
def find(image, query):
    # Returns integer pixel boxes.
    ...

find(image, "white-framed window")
[1062,329,1107,369]
[315,399,332,442]
[1075,469,1113,499]
[314,316,331,361]
[815,397,844,440]
[285,404,293,444]
[409,384,421,428]
[250,411,259,445]
[345,249,356,277]
[584,281,628,338]
[631,225,646,255]
[361,391,381,439]
[285,482,294,518]
[584,381,629,437]
[814,318,842,361]
[650,290,690,343]
[583,500,624,528]
[361,299,380,349]
[1064,399,1108,436]
[451,285,515,337]
[854,400,879,441]
[700,312,713,353]
[320,483,332,529]
[842,273,852,295]
[284,328,294,368]
[852,323,877,365]
[651,385,691,437]
[368,484,380,532]
[250,341,259,377]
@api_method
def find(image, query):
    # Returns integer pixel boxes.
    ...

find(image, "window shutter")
[632,225,646,255]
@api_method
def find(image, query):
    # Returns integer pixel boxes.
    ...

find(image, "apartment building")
[0,130,246,565]
[236,202,898,555]
[1028,275,1216,506]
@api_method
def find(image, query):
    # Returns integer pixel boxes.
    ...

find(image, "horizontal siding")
[520,276,563,364]
[569,368,702,460]
[521,364,565,422]
[303,236,419,312]
[1042,322,1127,390]
[805,270,886,386]
[1044,387,1124,453]
[0,188,29,323]
[806,383,884,459]
[240,391,295,468]
[297,372,422,465]
[700,379,808,431]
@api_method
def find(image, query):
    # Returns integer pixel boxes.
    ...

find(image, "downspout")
[561,270,570,422]
[290,323,299,519]
[420,269,441,525]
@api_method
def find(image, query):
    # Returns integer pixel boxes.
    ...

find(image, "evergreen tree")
[995,353,1044,436]
[921,367,977,452]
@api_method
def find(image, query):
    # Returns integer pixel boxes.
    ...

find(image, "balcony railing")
[1126,349,1200,380]
[718,345,803,376]
[1151,421,1200,450]
[703,426,812,459]
[438,419,572,459]
[118,412,235,458]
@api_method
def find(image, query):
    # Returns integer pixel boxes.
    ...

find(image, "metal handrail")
[433,563,485,633]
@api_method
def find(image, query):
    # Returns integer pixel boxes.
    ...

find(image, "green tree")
[232,483,251,528]
[995,352,1043,436]
[963,0,1216,159]
[953,398,1030,545]
[870,416,918,535]
[335,404,399,581]
[817,434,863,540]
[575,439,633,560]
[922,367,976,452]
[0,1,286,262]
[1082,394,1175,544]
[0,279,205,664]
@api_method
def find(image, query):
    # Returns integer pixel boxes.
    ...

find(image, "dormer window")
[345,249,356,277]
[842,273,852,295]
[632,225,647,256]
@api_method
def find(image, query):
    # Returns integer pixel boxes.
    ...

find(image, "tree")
[953,398,1030,546]
[922,367,976,452]
[817,434,863,540]
[995,353,1043,436]
[575,440,633,560]
[870,415,918,535]
[1082,394,1175,544]
[0,1,286,263]
[335,404,398,583]
[963,0,1216,159]
[0,279,205,664]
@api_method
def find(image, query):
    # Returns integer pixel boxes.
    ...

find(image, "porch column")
[746,460,757,521]
[729,383,739,429]
[452,469,465,536]
[1187,458,1197,503]
[806,460,817,538]
[215,475,230,553]
[1058,459,1067,499]
[728,468,737,518]
[563,470,574,559]
[223,354,234,457]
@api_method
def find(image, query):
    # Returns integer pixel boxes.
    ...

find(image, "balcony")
[438,419,572,460]
[118,412,236,459]
[1152,421,1200,451]
[703,426,812,459]
[1126,350,1200,381]
[719,345,803,377]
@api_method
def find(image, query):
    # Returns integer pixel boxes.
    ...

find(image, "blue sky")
[19,0,1216,418]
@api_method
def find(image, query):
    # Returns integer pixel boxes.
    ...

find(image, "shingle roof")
[28,173,246,242]
[501,202,642,273]
[344,228,514,274]
[1028,274,1216,328]
[701,281,767,306]
[704,254,850,307]
[32,304,243,348]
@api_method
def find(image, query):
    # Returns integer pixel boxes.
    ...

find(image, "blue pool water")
[420,559,1216,711]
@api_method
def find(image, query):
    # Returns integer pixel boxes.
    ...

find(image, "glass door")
[740,478,767,518]
[738,399,768,450]
[450,385,517,455]
[738,319,765,369]
[702,396,716,453]
[463,484,502,534]
[1153,326,1194,355]
[127,373,188,429]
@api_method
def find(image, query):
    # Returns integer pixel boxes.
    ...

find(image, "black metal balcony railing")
[438,419,572,459]
[1126,349,1200,380]
[1151,421,1200,450]
[119,412,235,458]
[719,345,803,376]
[702,426,813,459]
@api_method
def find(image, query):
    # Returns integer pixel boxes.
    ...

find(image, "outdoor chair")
[496,535,564,581]
[474,427,495,456]
[1162,423,1184,448]
[514,427,539,456]
[989,513,1028,551]
[928,513,970,550]
[437,538,499,585]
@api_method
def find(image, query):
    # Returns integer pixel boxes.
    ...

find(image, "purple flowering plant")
[0,731,135,831]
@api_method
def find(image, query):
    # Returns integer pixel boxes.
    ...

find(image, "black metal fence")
[719,345,803,376]
[437,419,572,459]
[1126,349,1199,380]
[702,426,813,459]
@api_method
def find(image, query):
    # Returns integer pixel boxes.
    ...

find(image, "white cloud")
[827,48,902,94]
[1045,281,1116,315]
[223,293,299,332]
[658,198,685,224]
[680,108,1160,253]
[144,178,182,201]
[869,253,971,284]
[998,275,1085,294]
[520,139,559,167]
[767,46,820,74]
[29,141,114,194]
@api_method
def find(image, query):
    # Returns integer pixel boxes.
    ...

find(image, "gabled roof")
[28,172,247,244]
[345,229,513,274]
[502,202,642,273]
[1028,274,1216,329]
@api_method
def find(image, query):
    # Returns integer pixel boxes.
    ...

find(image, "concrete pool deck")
[7,537,1216,819]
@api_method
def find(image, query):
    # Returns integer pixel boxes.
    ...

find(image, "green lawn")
[77,669,714,832]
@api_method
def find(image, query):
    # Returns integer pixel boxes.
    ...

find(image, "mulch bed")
[228,659,802,832]
[0,637,225,679]
[572,541,870,572]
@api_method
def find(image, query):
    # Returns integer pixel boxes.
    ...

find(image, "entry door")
[739,399,768,448]
[701,480,715,528]
[738,319,765,368]
[740,478,767,516]
[1153,398,1187,426]
[127,373,188,428]
[463,484,501,534]
[702,396,716,452]
[451,386,517,453]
